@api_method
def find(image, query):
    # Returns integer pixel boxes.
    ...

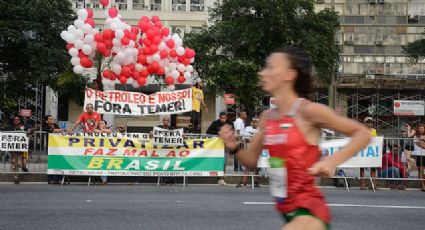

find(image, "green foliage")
[53,69,90,104]
[0,0,75,115]
[404,39,425,62]
[186,0,340,113]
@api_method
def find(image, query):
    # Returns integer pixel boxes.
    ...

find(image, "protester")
[406,123,416,138]
[42,115,63,184]
[360,116,378,190]
[378,144,406,190]
[68,103,101,133]
[237,117,260,188]
[191,81,208,133]
[157,116,176,185]
[206,112,233,186]
[96,120,112,185]
[9,116,29,183]
[412,123,425,191]
[219,46,371,230]
[233,111,247,172]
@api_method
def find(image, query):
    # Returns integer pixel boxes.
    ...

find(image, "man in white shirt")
[233,111,247,172]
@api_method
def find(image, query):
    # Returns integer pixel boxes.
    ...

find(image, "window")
[172,0,186,11]
[115,0,128,10]
[190,26,203,33]
[132,0,145,10]
[150,0,162,11]
[353,45,374,54]
[190,0,204,12]
[345,4,360,15]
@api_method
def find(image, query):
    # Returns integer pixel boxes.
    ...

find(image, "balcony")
[132,3,145,10]
[150,4,162,11]
[172,4,186,11]
[190,4,204,12]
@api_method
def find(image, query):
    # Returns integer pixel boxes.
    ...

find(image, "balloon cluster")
[61,3,196,90]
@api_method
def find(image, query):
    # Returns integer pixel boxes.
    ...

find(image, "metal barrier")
[1,132,424,190]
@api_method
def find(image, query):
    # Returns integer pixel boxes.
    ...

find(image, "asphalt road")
[0,184,424,230]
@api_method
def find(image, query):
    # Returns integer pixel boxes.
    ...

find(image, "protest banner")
[84,88,192,116]
[153,127,184,146]
[257,137,383,168]
[0,132,29,152]
[47,133,225,177]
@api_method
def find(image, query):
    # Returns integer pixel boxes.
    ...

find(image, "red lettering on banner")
[123,149,137,156]
[148,94,155,104]
[107,148,117,156]
[86,89,93,98]
[93,148,104,155]
[151,150,159,157]
[179,150,190,157]
[166,151,176,157]
[138,150,148,157]
[84,148,93,155]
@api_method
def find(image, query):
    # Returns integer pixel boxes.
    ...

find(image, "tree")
[0,0,76,117]
[404,39,425,62]
[186,0,340,115]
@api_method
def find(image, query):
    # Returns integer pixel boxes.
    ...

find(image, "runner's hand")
[219,124,239,150]
[308,160,336,178]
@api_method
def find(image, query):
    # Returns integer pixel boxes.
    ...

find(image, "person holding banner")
[191,82,208,133]
[43,115,63,184]
[10,116,29,175]
[219,47,371,230]
[68,103,101,134]
[360,117,378,190]
[95,120,112,185]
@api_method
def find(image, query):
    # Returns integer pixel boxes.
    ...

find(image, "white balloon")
[111,18,121,25]
[68,48,79,57]
[102,79,110,88]
[167,85,175,91]
[107,80,116,89]
[168,63,177,71]
[141,34,147,40]
[91,28,99,35]
[152,53,161,61]
[71,57,80,66]
[162,59,170,66]
[131,47,138,56]
[89,52,96,58]
[124,48,133,57]
[186,65,194,72]
[67,25,76,33]
[82,24,92,34]
[105,18,112,25]
[184,71,192,79]
[177,63,186,72]
[74,19,84,29]
[123,56,133,65]
[131,82,140,89]
[74,29,84,40]
[112,64,122,75]
[135,64,144,72]
[115,29,124,39]
[110,23,119,31]
[164,66,170,74]
[128,40,135,48]
[64,33,76,43]
[112,47,121,54]
[112,38,121,47]
[147,56,153,64]
[60,31,68,40]
[84,34,94,43]
[116,52,125,62]
[190,58,195,63]
[82,44,92,55]
[159,42,166,50]
[77,9,88,20]
[73,65,84,74]
[176,47,185,56]
[74,39,84,49]
[171,70,180,78]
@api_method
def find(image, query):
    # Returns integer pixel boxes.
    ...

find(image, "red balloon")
[138,55,147,64]
[160,50,168,59]
[96,42,107,53]
[119,76,127,84]
[129,33,137,41]
[94,33,104,42]
[150,44,158,53]
[124,30,130,37]
[153,27,161,37]
[148,62,160,74]
[152,36,161,45]
[151,16,160,23]
[142,39,152,47]
[146,29,155,40]
[178,56,185,63]
[154,21,162,29]
[169,49,178,58]
[129,64,135,70]
[86,8,94,18]
[137,77,147,86]
[166,39,175,49]
[143,47,152,55]
[132,71,140,79]
[161,28,170,37]
[66,43,74,50]
[141,16,150,23]
[157,67,165,75]
[103,29,113,40]
[78,50,86,58]
[140,69,149,78]
[121,37,130,45]
[182,58,190,66]
[102,69,112,78]
[121,66,131,76]
[131,26,139,35]
[85,18,95,27]
[102,49,111,57]
[110,73,117,80]
[108,7,119,18]
[80,57,93,68]
[100,0,109,7]
[104,39,113,49]
[177,76,186,84]
[164,76,174,85]
[186,48,196,59]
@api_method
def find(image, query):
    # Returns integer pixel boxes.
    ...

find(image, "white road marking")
[243,202,425,209]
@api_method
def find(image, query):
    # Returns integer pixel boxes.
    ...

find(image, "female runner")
[219,47,371,230]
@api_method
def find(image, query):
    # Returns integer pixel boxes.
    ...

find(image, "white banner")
[0,132,29,152]
[153,127,184,146]
[394,100,425,116]
[257,137,383,168]
[84,88,192,116]
[320,137,383,168]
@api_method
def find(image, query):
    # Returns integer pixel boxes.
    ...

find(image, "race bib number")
[268,157,287,200]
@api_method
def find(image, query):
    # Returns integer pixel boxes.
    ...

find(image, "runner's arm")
[302,103,371,177]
